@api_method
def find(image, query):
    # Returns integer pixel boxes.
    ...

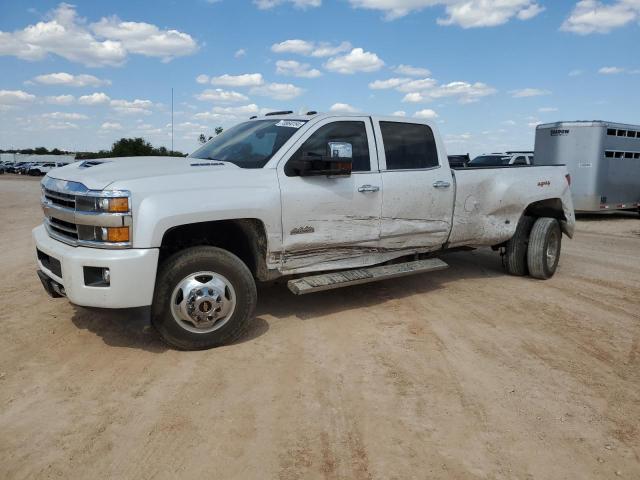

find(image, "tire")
[151,246,257,350]
[527,217,562,280]
[502,216,534,276]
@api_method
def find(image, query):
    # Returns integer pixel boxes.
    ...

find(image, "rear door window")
[379,122,439,170]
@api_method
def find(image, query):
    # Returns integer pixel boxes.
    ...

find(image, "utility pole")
[171,87,174,153]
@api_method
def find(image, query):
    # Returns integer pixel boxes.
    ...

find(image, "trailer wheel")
[527,217,561,280]
[502,216,534,276]
[151,246,257,350]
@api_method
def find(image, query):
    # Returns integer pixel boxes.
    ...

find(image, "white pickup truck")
[34,113,575,349]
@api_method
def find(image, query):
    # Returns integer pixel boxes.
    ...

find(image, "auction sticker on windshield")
[276,120,306,128]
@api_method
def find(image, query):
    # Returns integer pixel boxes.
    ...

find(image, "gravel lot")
[1,175,639,479]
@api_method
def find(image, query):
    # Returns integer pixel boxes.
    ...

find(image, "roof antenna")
[171,87,174,153]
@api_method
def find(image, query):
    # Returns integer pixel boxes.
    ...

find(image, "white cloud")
[45,94,75,105]
[561,0,640,35]
[194,104,262,121]
[271,39,351,57]
[32,72,110,87]
[438,0,544,27]
[234,48,247,58]
[250,82,304,100]
[45,121,79,130]
[598,66,625,74]
[42,112,88,120]
[402,81,496,104]
[391,110,406,116]
[503,119,517,125]
[445,133,472,142]
[396,77,438,92]
[569,69,584,76]
[329,103,359,113]
[0,89,36,105]
[210,73,264,87]
[196,89,249,103]
[517,3,545,20]
[510,88,551,97]
[101,122,123,130]
[403,92,426,103]
[100,122,122,130]
[110,98,154,115]
[90,16,198,62]
[254,0,321,10]
[393,64,431,76]
[349,0,544,25]
[324,48,384,74]
[276,60,322,78]
[196,74,210,84]
[0,3,198,66]
[78,92,111,105]
[538,107,558,112]
[414,109,439,119]
[369,78,410,89]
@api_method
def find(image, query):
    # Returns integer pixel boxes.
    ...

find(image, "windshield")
[189,119,306,168]
[469,155,511,166]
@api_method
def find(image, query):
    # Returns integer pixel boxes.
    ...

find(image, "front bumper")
[33,224,159,308]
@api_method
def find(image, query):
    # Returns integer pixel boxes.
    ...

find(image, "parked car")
[469,152,534,167]
[28,162,66,176]
[34,112,574,350]
[7,161,28,173]
[447,154,471,168]
[16,162,37,174]
[0,164,5,174]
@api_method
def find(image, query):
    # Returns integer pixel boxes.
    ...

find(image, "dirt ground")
[1,175,639,480]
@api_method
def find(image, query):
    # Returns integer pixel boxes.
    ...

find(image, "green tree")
[110,138,155,157]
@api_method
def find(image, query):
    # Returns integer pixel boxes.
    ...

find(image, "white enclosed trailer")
[534,121,640,213]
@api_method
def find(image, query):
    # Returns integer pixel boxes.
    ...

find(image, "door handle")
[358,184,380,193]
[432,181,451,189]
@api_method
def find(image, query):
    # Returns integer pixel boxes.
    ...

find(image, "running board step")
[287,258,449,295]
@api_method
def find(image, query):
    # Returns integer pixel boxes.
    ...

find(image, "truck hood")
[48,156,241,190]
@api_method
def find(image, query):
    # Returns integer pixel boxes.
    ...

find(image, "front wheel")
[151,246,257,350]
[527,217,562,280]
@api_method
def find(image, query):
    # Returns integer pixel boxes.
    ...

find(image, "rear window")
[379,122,438,170]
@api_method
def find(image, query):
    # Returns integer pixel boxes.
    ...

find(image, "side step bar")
[287,258,449,295]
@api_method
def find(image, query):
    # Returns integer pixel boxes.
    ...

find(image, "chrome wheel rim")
[170,271,236,334]
[546,230,559,266]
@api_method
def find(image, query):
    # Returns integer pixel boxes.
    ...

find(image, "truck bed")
[447,165,573,248]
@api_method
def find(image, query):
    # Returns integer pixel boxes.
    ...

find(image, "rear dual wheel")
[503,216,561,280]
[527,217,561,280]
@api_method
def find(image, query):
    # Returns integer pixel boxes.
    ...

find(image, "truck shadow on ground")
[69,248,505,352]
[70,306,270,352]
[256,249,505,320]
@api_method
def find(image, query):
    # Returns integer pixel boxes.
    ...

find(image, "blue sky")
[0,0,639,156]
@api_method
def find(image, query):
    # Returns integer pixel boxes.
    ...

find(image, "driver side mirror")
[286,142,353,177]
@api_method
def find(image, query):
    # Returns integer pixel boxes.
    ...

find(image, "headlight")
[76,195,130,213]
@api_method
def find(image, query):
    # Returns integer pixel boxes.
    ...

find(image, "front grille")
[47,217,79,240]
[43,188,76,209]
